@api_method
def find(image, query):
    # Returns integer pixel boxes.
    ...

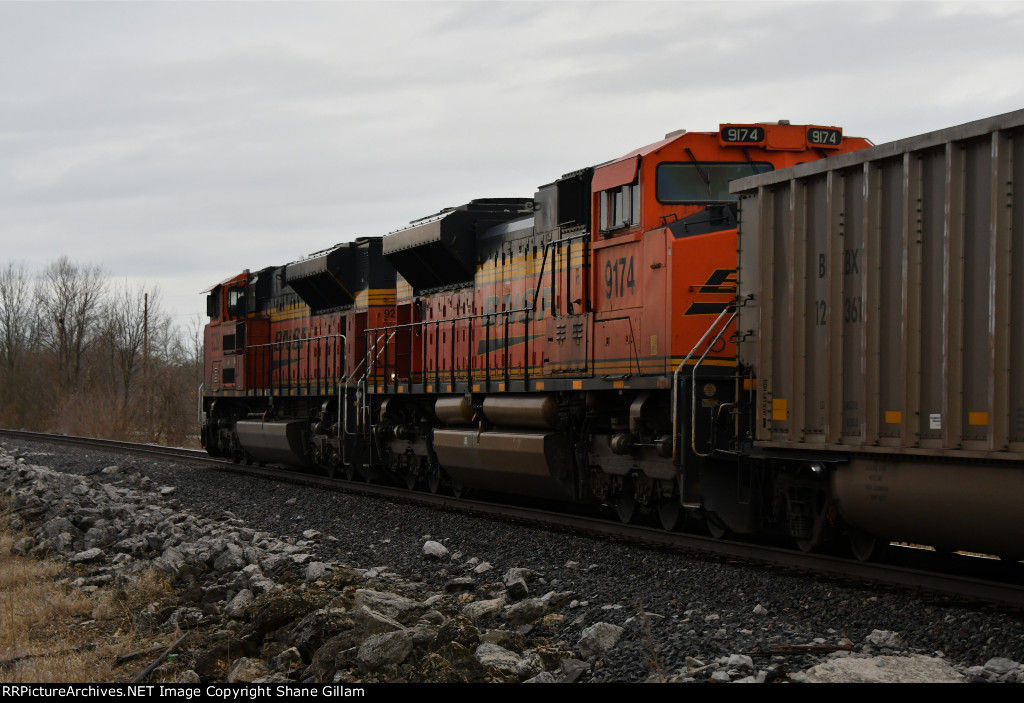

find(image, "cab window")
[226,287,245,318]
[599,183,640,233]
[656,162,772,203]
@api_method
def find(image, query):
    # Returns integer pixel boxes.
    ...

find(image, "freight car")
[733,109,1024,560]
[201,111,1024,560]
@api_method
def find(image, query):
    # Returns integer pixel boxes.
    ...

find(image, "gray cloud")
[1,1,1021,322]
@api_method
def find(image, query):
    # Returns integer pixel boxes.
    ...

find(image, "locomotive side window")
[207,291,220,318]
[226,287,245,318]
[599,182,640,232]
[656,162,772,203]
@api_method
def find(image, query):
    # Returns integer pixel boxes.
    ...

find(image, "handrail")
[671,307,733,462]
[690,311,736,457]
[356,331,397,432]
[342,332,383,439]
[197,383,204,428]
[245,333,347,396]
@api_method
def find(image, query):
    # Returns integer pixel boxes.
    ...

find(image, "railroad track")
[3,428,1023,609]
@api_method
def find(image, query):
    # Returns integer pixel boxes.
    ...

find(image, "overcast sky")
[2,1,1023,324]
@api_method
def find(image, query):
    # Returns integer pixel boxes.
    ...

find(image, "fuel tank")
[435,396,475,425]
[433,429,575,500]
[482,394,558,429]
[235,420,312,467]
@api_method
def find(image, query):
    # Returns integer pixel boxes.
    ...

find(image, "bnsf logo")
[684,269,736,315]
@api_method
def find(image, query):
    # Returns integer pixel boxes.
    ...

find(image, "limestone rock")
[226,657,269,683]
[422,541,449,560]
[578,622,624,659]
[462,596,506,622]
[350,606,404,636]
[432,616,480,650]
[226,589,254,618]
[288,607,351,656]
[864,629,903,648]
[475,642,521,675]
[804,654,965,683]
[354,589,425,623]
[357,630,414,670]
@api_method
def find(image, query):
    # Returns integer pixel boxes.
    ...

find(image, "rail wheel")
[795,537,815,553]
[405,472,418,490]
[657,499,682,531]
[705,511,729,539]
[615,494,637,524]
[614,477,637,524]
[615,494,636,524]
[452,481,467,499]
[427,468,442,495]
[343,464,356,481]
[849,529,886,562]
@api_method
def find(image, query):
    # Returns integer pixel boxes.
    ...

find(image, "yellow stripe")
[255,288,397,321]
[354,288,397,306]
[473,246,588,285]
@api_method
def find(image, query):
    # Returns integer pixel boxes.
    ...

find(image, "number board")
[806,127,842,148]
[720,125,765,145]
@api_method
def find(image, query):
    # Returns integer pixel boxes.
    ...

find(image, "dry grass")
[0,510,180,683]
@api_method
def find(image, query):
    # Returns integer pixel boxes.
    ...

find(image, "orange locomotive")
[202,122,870,534]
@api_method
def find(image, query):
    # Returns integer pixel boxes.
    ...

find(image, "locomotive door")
[544,236,591,374]
[242,318,271,390]
[592,236,643,376]
[547,313,591,373]
[394,303,417,382]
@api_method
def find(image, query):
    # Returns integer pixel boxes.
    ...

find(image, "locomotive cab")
[584,123,871,530]
[203,271,251,393]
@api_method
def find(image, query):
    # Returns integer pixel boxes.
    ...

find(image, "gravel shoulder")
[3,438,1023,683]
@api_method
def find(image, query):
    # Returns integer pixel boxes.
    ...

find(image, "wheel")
[343,464,356,481]
[452,481,467,498]
[657,499,682,531]
[849,529,886,562]
[706,511,729,539]
[404,472,418,490]
[795,537,815,553]
[615,493,637,524]
[427,470,441,495]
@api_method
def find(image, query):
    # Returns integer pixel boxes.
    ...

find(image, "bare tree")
[0,256,200,446]
[101,281,164,419]
[0,262,34,372]
[0,262,40,426]
[35,257,106,394]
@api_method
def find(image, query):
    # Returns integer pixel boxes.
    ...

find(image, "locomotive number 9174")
[720,126,765,144]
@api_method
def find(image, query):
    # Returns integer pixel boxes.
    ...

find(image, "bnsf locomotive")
[202,111,1024,560]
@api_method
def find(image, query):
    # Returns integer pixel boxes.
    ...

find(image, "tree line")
[0,257,203,446]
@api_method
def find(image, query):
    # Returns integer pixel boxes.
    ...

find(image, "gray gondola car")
[733,109,1024,559]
